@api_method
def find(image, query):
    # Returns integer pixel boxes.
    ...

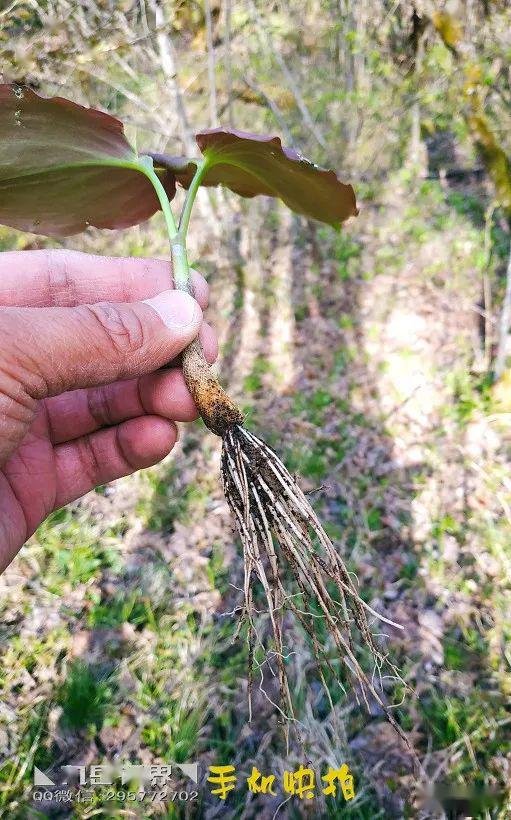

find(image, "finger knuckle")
[76,433,102,487]
[82,302,146,357]
[43,249,76,306]
[86,385,114,428]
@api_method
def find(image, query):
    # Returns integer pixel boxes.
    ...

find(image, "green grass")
[86,591,152,629]
[33,507,123,591]
[243,355,275,394]
[445,368,494,424]
[59,660,116,732]
[0,702,53,814]
[419,689,511,789]
[142,462,211,531]
[326,230,361,281]
[142,700,203,763]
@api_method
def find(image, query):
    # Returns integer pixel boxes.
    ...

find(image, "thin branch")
[243,76,295,146]
[204,0,218,127]
[223,0,234,126]
[483,203,496,371]
[246,0,330,156]
[495,238,511,377]
[149,0,195,157]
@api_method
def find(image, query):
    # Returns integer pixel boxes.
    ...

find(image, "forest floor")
[0,173,510,819]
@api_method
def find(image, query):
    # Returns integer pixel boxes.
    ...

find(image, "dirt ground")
[0,172,510,818]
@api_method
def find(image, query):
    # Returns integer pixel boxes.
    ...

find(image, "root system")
[181,339,410,746]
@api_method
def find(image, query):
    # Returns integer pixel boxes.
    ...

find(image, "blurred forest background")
[1,0,511,817]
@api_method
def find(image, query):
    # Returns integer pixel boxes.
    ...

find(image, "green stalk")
[139,161,188,290]
[178,158,210,239]
[139,161,179,244]
[142,158,211,293]
[142,155,243,435]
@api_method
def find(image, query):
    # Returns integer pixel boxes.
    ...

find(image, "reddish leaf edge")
[0,84,177,233]
[0,83,130,147]
[0,83,357,230]
[147,129,359,226]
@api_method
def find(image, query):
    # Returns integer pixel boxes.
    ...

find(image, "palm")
[1,404,57,551]
[0,249,214,571]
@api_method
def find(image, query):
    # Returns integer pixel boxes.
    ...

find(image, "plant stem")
[142,158,211,292]
[141,162,179,243]
[142,155,244,435]
[178,158,210,239]
[141,160,190,290]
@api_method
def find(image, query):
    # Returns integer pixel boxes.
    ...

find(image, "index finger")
[0,248,209,309]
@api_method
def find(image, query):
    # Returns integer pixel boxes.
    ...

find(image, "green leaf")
[149,129,358,226]
[0,84,175,236]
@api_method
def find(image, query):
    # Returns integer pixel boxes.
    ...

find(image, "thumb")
[0,290,202,399]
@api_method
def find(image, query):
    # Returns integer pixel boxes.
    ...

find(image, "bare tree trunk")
[150,0,195,157]
[223,0,234,126]
[407,7,427,172]
[482,203,495,372]
[353,0,365,90]
[343,0,355,95]
[409,95,422,168]
[495,240,511,377]
[247,0,329,156]
[341,0,364,148]
[149,0,217,228]
[331,0,340,65]
[204,0,218,127]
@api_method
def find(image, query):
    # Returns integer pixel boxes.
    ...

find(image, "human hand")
[0,249,217,571]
